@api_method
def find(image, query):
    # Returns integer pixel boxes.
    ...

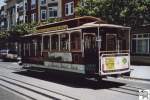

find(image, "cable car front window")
[84,34,96,49]
[100,28,129,53]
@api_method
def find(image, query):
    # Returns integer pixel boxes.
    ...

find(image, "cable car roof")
[79,22,130,29]
[23,17,130,37]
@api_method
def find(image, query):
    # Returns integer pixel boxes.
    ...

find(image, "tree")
[77,0,150,28]
[9,22,37,37]
[0,31,9,39]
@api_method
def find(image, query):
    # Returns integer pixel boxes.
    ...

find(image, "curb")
[121,76,150,82]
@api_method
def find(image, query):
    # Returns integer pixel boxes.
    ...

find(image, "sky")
[0,0,5,8]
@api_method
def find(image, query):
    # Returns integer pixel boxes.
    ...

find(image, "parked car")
[0,49,9,59]
[0,49,19,61]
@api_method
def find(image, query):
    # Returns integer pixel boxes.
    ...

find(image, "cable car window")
[84,34,96,49]
[71,32,81,50]
[60,33,69,51]
[51,34,59,50]
[106,34,117,51]
[43,36,50,50]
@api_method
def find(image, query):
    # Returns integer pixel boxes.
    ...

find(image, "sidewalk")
[130,65,150,81]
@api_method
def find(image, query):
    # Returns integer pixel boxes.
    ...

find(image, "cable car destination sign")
[37,25,68,33]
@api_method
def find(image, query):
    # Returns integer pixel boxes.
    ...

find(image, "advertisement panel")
[101,54,129,72]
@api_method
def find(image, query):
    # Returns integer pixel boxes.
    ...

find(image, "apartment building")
[131,25,150,64]
[0,0,81,30]
[17,0,27,23]
[38,0,79,21]
[26,0,39,23]
[5,0,18,29]
[0,5,7,31]
[28,0,79,22]
[38,0,62,21]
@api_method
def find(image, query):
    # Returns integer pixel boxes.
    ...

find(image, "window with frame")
[31,0,36,9]
[41,10,47,20]
[25,3,28,10]
[132,34,150,54]
[19,15,24,23]
[106,34,117,51]
[31,13,36,22]
[51,35,59,50]
[43,36,50,50]
[80,0,87,6]
[48,7,58,18]
[136,39,149,54]
[1,22,4,26]
[12,7,16,14]
[40,0,46,5]
[71,32,81,50]
[65,2,74,16]
[25,15,28,22]
[84,34,96,49]
[60,33,69,51]
[37,40,41,56]
[18,2,24,11]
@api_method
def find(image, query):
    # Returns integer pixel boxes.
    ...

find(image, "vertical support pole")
[129,28,131,54]
[98,26,100,52]
[80,30,82,52]
[82,30,84,57]
[58,34,60,51]
[49,35,51,51]
[69,33,71,51]
[97,26,101,75]
[23,43,25,57]
[29,43,30,56]
[19,43,21,56]
[129,28,131,69]
[117,40,120,53]
[41,35,44,56]
[34,40,37,57]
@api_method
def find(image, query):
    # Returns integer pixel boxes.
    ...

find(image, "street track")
[104,78,148,97]
[0,74,79,100]
[0,62,149,100]
[108,85,140,96]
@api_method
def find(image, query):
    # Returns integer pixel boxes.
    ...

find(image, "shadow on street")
[14,70,125,90]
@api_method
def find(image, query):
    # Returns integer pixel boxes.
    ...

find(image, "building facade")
[5,0,18,30]
[61,0,79,19]
[38,0,62,22]
[131,25,150,64]
[1,0,80,30]
[0,5,7,31]
[17,0,27,24]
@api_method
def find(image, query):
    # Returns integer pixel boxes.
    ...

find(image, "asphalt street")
[0,86,28,100]
[0,61,149,100]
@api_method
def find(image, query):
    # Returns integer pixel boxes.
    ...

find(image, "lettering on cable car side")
[44,61,85,74]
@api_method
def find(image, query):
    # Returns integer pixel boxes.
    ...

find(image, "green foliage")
[0,31,9,39]
[39,18,63,25]
[77,0,150,28]
[47,18,63,23]
[9,22,37,37]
